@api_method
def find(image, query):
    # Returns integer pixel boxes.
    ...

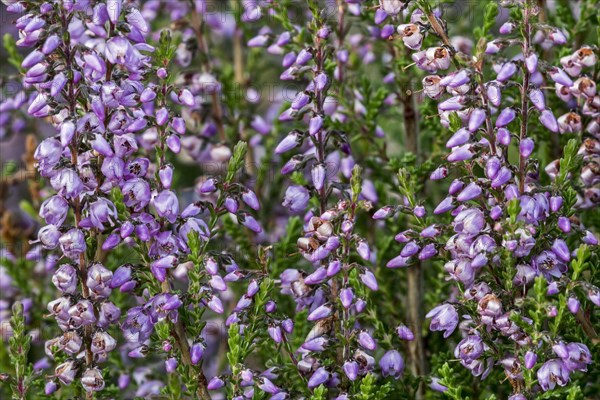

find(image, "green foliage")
[355,374,392,400]
[474,2,499,40]
[2,33,23,72]
[351,165,363,204]
[227,141,248,183]
[309,385,328,400]
[8,303,34,400]
[556,139,582,188]
[154,29,180,68]
[437,363,466,400]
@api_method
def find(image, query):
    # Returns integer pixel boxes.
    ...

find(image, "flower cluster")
[0,0,598,399]
[376,0,599,397]
[7,0,255,396]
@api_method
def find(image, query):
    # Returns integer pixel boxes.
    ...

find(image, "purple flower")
[426,304,458,338]
[340,287,354,308]
[343,360,359,381]
[559,342,592,372]
[360,270,378,291]
[86,263,113,299]
[401,242,420,257]
[447,144,473,163]
[308,367,329,388]
[52,264,78,294]
[165,358,178,373]
[275,131,300,154]
[533,251,567,280]
[153,190,179,223]
[242,190,260,211]
[207,376,225,390]
[55,361,78,385]
[551,239,570,263]
[150,256,176,282]
[524,351,537,369]
[446,128,471,148]
[519,138,534,158]
[397,24,423,50]
[430,166,448,180]
[309,115,324,135]
[308,304,331,321]
[311,163,326,191]
[190,342,205,365]
[379,350,404,379]
[240,213,262,233]
[567,297,580,314]
[396,324,414,341]
[268,325,283,343]
[291,92,310,110]
[496,62,517,82]
[68,299,97,326]
[430,377,448,393]
[537,359,570,391]
[358,331,377,351]
[39,196,68,227]
[105,37,143,69]
[529,88,546,111]
[84,198,118,231]
[122,179,151,211]
[296,49,313,65]
[387,255,411,268]
[59,229,87,259]
[50,169,85,199]
[540,110,559,133]
[496,108,516,127]
[457,183,482,202]
[455,335,484,363]
[453,208,485,235]
[282,185,309,213]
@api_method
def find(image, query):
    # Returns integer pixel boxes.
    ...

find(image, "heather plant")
[0,0,598,399]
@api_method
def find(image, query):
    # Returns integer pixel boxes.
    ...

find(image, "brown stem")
[575,309,600,344]
[421,2,460,70]
[425,12,451,48]
[233,27,244,85]
[401,89,426,399]
[190,7,226,142]
[397,9,430,396]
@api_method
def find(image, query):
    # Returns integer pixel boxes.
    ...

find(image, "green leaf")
[351,165,363,203]
[226,141,248,183]
[448,113,462,132]
[556,139,582,188]
[8,302,33,400]
[309,385,328,400]
[437,362,466,400]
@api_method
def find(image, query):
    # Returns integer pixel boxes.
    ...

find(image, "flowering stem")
[518,5,531,194]
[469,64,499,155]
[63,20,94,395]
[170,293,211,399]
